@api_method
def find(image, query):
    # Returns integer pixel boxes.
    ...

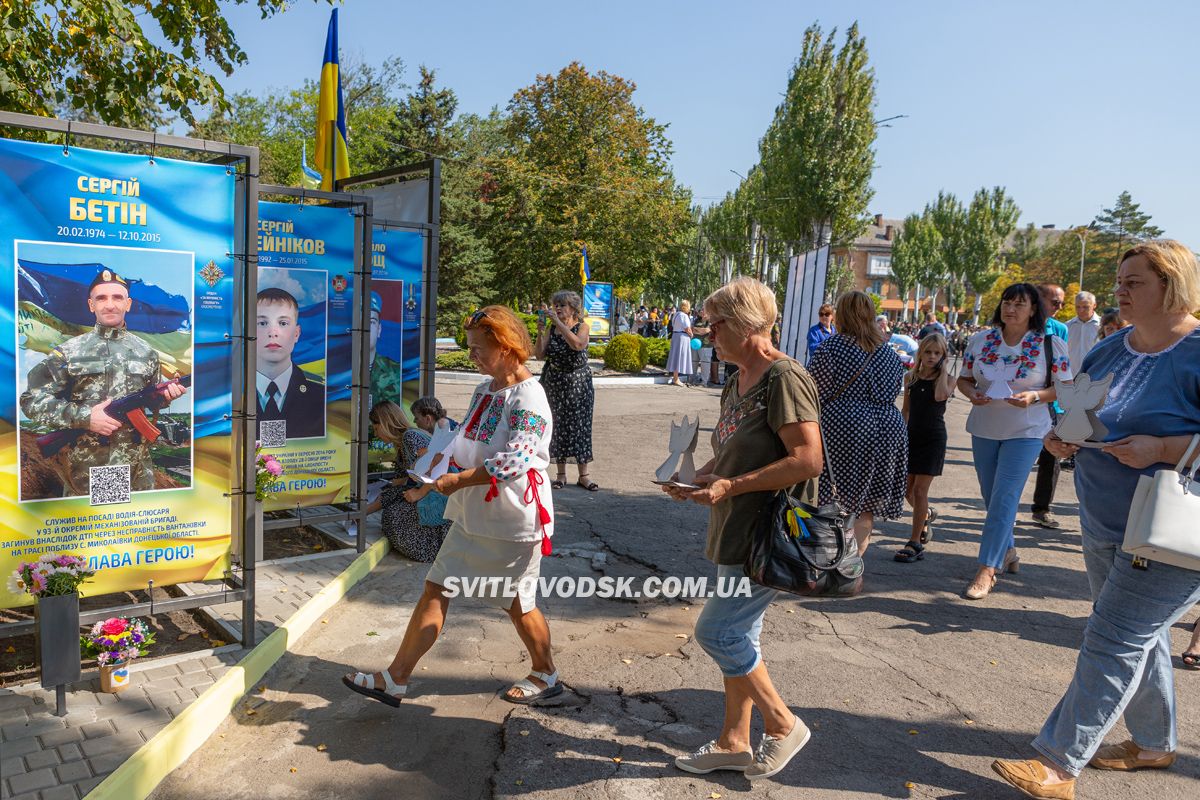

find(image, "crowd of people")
[341,240,1200,797]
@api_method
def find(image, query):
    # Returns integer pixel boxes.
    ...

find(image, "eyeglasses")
[1048,298,1065,308]
[467,310,488,327]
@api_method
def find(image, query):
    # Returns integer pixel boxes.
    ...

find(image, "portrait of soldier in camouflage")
[19,268,188,499]
[368,290,404,405]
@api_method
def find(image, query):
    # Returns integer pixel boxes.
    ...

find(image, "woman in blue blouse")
[991,240,1200,800]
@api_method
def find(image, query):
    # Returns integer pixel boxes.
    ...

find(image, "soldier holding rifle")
[20,268,187,497]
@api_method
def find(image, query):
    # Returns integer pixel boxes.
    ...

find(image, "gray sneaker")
[674,740,754,774]
[1032,511,1061,529]
[746,717,811,780]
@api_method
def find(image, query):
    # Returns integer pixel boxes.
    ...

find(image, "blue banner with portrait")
[255,201,356,509]
[583,281,614,339]
[0,136,237,606]
[369,227,423,411]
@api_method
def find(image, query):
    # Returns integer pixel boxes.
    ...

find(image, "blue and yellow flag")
[299,141,322,190]
[579,245,591,287]
[315,8,350,191]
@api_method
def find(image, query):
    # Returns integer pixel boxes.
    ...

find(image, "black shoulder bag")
[743,352,873,597]
[1043,332,1058,423]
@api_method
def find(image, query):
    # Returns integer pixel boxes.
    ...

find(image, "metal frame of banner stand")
[255,184,373,554]
[0,111,261,660]
[337,159,441,401]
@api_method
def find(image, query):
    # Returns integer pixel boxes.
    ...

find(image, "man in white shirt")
[1065,291,1101,374]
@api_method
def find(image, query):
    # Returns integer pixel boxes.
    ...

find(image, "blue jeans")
[971,436,1044,569]
[694,565,778,677]
[1032,533,1200,775]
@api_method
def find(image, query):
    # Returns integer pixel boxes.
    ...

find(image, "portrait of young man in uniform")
[368,290,403,406]
[19,268,188,499]
[256,287,325,439]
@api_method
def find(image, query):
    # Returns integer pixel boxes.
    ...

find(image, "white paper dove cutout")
[408,418,458,484]
[976,360,1021,400]
[1054,372,1113,444]
[655,416,700,485]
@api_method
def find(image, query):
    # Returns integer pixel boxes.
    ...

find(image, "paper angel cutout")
[1054,372,1113,444]
[655,416,700,485]
[976,360,1021,400]
[408,419,458,484]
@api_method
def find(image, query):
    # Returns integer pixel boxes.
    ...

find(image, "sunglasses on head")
[467,309,488,327]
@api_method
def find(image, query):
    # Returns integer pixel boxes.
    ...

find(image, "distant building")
[831,215,1067,320]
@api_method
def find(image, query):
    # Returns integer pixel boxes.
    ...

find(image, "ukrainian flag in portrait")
[315,8,350,191]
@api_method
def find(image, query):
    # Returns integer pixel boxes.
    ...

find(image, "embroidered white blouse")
[445,377,555,544]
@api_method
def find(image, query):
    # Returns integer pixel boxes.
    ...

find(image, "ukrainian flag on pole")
[579,245,591,287]
[315,8,350,191]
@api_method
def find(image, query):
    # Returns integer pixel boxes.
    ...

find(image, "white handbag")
[1122,433,1200,570]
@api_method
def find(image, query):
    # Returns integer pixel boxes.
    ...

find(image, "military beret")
[371,292,382,315]
[88,268,129,293]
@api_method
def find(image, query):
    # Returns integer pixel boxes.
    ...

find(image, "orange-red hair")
[464,305,532,363]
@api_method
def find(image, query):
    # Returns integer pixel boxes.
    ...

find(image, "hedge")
[435,350,475,371]
[603,333,647,373]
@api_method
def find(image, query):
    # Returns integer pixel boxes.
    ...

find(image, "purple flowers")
[82,617,155,666]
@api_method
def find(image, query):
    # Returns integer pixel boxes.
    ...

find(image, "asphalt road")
[152,381,1200,800]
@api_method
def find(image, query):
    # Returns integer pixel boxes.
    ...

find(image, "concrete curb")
[83,537,391,800]
[435,370,689,387]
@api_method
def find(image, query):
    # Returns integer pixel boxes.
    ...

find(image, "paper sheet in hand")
[406,471,437,484]
[976,361,1020,400]
[654,416,700,488]
[408,423,457,484]
[651,480,701,490]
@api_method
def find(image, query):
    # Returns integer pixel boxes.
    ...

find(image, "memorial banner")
[583,281,614,339]
[369,227,423,410]
[0,138,237,607]
[255,201,356,511]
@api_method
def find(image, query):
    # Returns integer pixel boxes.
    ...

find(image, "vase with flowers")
[81,617,155,692]
[8,554,94,690]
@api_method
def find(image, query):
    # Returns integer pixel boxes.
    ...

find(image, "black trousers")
[1032,446,1060,514]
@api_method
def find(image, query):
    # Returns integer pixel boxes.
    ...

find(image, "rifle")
[36,375,192,458]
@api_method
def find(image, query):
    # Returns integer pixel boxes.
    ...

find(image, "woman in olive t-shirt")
[663,278,824,782]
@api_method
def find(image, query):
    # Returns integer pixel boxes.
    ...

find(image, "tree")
[191,57,406,186]
[961,187,1020,323]
[890,212,942,321]
[1093,190,1164,267]
[925,191,963,316]
[1,0,330,128]
[758,23,877,249]
[1007,223,1043,267]
[484,62,693,300]
[980,263,1027,320]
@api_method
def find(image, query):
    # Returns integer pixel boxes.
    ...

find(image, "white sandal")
[342,671,407,707]
[503,669,563,705]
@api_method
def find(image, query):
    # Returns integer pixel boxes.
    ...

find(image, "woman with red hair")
[343,305,562,706]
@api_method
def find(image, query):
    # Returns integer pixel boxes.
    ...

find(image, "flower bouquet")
[7,554,94,599]
[255,442,284,501]
[81,617,155,692]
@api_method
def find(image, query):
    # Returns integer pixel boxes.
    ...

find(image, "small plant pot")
[99,661,131,693]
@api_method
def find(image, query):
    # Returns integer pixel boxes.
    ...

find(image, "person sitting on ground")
[365,401,450,562]
[410,396,458,433]
[664,276,821,782]
[895,332,954,564]
[344,306,561,707]
[990,239,1200,800]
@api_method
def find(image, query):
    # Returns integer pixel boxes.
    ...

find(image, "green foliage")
[603,333,647,373]
[0,0,331,128]
[758,23,877,248]
[516,313,539,343]
[867,293,884,316]
[484,62,694,301]
[1094,190,1164,260]
[980,263,1027,320]
[891,211,942,319]
[587,343,607,360]
[436,350,475,371]
[643,336,671,368]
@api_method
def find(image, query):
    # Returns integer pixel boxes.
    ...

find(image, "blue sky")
[216,0,1198,245]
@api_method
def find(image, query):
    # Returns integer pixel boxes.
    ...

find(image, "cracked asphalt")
[151,383,1200,800]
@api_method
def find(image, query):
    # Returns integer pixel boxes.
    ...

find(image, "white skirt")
[426,523,543,613]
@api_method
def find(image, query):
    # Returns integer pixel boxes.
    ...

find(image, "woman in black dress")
[807,291,908,557]
[535,290,598,490]
[895,333,954,563]
[365,401,450,562]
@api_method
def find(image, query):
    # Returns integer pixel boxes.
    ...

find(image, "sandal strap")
[529,669,558,686]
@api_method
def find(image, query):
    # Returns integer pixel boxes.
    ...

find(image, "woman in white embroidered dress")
[343,306,561,706]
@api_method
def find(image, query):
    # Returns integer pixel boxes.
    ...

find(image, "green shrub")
[587,343,607,360]
[643,337,671,368]
[436,350,475,371]
[603,333,647,373]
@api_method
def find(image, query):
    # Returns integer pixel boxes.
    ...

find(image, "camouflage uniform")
[370,354,406,406]
[20,324,162,495]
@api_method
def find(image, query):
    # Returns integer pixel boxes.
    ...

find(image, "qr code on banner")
[260,420,287,449]
[89,465,131,506]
